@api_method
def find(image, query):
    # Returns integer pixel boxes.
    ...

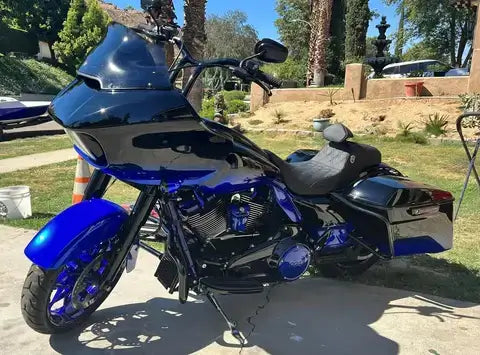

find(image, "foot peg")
[200,277,263,294]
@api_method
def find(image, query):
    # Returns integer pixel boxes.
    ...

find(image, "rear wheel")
[21,240,123,334]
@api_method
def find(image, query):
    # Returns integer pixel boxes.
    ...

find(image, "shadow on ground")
[353,254,480,304]
[49,278,478,354]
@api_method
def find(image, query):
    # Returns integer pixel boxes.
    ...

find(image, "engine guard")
[24,199,128,270]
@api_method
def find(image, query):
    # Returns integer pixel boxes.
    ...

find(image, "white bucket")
[0,186,32,220]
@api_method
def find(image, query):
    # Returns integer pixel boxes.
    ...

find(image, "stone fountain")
[365,16,398,78]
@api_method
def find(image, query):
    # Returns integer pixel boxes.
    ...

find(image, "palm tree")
[182,0,207,112]
[308,0,334,87]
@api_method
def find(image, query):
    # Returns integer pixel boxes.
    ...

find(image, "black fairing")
[48,24,276,183]
[49,79,196,129]
[78,23,172,90]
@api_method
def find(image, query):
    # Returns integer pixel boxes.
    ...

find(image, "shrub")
[262,57,307,87]
[272,109,286,124]
[317,109,335,119]
[248,119,264,126]
[395,122,428,144]
[459,93,480,112]
[223,90,246,102]
[0,57,73,96]
[397,122,414,137]
[200,97,215,119]
[424,113,448,136]
[227,99,249,114]
[396,132,429,145]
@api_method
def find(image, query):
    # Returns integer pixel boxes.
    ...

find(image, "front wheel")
[21,241,123,334]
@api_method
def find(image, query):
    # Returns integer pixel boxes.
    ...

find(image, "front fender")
[25,199,128,270]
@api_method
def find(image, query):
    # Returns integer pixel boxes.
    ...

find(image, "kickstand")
[206,292,245,344]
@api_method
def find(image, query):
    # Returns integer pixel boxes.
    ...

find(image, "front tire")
[21,239,124,334]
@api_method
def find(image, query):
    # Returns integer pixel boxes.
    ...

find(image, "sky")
[111,0,400,40]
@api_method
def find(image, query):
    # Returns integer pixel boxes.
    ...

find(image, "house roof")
[100,2,146,28]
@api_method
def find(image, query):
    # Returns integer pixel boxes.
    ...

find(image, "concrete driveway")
[1,225,479,354]
[2,121,64,141]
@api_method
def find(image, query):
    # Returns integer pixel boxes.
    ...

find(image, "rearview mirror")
[254,39,288,64]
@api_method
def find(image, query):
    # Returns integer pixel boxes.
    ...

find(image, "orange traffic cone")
[72,155,91,204]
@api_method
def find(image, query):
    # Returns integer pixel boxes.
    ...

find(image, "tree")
[275,0,311,61]
[308,0,334,87]
[125,5,136,11]
[394,0,405,58]
[326,0,346,82]
[204,11,258,90]
[402,41,447,62]
[53,0,109,73]
[2,0,70,60]
[365,35,392,58]
[385,0,476,67]
[345,0,370,63]
[182,0,207,112]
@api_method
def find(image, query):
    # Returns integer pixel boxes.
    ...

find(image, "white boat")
[0,97,51,134]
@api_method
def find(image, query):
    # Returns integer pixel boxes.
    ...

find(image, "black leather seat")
[268,124,381,196]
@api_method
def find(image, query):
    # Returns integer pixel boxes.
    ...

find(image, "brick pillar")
[468,7,480,93]
[250,83,269,112]
[345,64,368,100]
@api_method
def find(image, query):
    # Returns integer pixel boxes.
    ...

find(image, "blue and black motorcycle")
[21,0,454,341]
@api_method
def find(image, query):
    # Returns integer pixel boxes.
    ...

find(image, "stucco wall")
[250,74,469,112]
[365,77,469,99]
[268,87,350,104]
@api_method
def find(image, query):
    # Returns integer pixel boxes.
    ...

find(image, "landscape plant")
[317,108,335,119]
[200,91,248,119]
[424,113,449,136]
[53,0,110,73]
[320,87,341,105]
[227,99,249,115]
[396,122,428,144]
[272,109,287,124]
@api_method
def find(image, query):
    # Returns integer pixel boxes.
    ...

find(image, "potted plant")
[405,70,424,97]
[313,109,335,132]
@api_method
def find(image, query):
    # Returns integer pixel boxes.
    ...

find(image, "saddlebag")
[334,175,454,257]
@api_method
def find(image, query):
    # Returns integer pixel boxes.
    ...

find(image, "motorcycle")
[20,1,454,342]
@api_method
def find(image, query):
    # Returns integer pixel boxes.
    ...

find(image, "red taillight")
[432,190,454,202]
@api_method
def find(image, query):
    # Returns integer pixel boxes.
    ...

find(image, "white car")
[380,60,451,78]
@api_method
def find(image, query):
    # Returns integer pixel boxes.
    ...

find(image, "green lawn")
[0,135,72,159]
[0,57,73,96]
[0,133,478,302]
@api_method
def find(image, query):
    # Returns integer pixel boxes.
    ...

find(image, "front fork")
[85,170,198,300]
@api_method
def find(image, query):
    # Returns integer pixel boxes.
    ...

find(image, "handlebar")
[255,70,282,89]
[168,35,282,96]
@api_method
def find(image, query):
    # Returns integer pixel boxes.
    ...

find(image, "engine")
[177,187,311,282]
[180,189,271,241]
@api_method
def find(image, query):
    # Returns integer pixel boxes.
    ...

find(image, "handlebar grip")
[256,70,282,88]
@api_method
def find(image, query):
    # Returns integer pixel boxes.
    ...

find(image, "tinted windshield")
[78,23,172,90]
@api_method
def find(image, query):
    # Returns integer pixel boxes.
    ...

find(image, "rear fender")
[24,199,128,270]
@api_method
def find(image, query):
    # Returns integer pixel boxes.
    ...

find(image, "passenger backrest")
[323,123,353,143]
